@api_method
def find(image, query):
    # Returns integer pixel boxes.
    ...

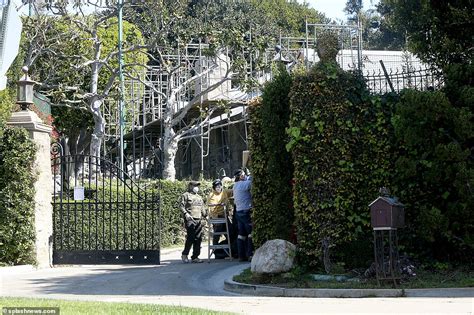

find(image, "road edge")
[224,278,474,298]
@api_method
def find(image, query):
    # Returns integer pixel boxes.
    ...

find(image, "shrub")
[249,64,294,248]
[0,127,37,266]
[0,89,14,124]
[391,89,473,261]
[157,180,189,247]
[288,61,394,270]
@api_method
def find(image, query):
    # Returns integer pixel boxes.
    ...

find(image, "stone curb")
[404,288,474,297]
[224,279,474,298]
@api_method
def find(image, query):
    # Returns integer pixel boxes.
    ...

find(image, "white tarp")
[0,0,22,90]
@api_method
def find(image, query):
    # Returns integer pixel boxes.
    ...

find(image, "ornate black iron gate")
[51,143,160,264]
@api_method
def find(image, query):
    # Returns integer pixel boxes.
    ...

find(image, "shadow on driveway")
[3,256,249,297]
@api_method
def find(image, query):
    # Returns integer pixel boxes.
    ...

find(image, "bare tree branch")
[102,44,148,65]
[170,72,233,126]
[122,68,168,100]
[176,107,218,140]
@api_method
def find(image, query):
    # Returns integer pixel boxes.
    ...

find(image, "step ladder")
[207,203,232,262]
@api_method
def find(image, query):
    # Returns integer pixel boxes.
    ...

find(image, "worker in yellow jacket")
[207,179,233,246]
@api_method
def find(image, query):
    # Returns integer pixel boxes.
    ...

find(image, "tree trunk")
[89,97,105,178]
[162,123,179,181]
[70,128,91,180]
[89,97,105,158]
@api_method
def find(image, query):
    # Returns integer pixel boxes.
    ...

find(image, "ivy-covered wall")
[285,60,472,269]
[0,127,37,266]
[287,59,395,270]
[249,65,294,248]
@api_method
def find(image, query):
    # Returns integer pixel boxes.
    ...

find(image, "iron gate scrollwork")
[51,142,160,264]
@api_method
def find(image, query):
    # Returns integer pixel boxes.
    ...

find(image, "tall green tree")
[377,0,473,68]
[125,0,266,180]
[248,0,327,35]
[364,7,405,50]
[344,0,363,16]
[344,0,405,50]
[371,1,473,262]
[250,64,294,247]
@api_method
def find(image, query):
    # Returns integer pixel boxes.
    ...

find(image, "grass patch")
[0,298,235,315]
[233,266,474,289]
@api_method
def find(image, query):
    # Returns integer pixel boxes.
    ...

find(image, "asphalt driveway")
[0,247,247,297]
[1,248,472,314]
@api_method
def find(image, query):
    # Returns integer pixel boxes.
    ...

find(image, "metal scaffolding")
[103,41,267,179]
[102,20,433,180]
[278,21,363,71]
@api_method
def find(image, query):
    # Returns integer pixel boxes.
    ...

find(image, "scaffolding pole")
[118,0,125,175]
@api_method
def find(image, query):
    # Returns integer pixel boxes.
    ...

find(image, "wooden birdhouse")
[369,196,405,229]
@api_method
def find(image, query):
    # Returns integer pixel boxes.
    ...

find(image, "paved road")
[1,248,473,314]
[1,247,247,297]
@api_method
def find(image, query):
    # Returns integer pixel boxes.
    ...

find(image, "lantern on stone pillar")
[17,66,35,110]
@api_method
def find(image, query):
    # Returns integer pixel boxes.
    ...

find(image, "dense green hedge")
[0,127,37,266]
[158,179,212,246]
[158,180,188,246]
[391,87,473,261]
[286,61,472,268]
[249,64,294,248]
[287,61,394,270]
[248,46,472,269]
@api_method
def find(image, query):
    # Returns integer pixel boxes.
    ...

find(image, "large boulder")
[251,239,296,274]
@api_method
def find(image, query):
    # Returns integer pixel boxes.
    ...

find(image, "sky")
[298,0,380,21]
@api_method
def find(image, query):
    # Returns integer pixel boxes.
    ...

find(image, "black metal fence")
[51,142,160,264]
[364,67,443,94]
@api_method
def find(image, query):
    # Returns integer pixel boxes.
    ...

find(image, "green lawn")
[0,298,235,315]
[234,267,474,289]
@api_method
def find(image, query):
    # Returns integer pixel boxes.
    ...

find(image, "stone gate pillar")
[7,69,53,268]
[7,110,53,268]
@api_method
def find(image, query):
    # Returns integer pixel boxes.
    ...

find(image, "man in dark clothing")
[180,181,207,263]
